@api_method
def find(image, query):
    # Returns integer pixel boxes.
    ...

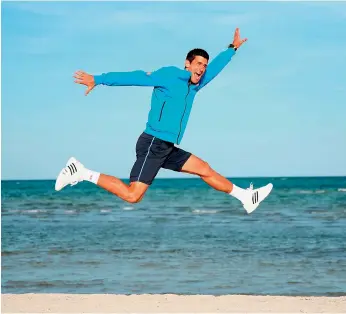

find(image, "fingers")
[73,70,94,95]
[233,27,248,48]
[73,70,90,85]
[73,70,86,80]
[74,80,93,95]
[233,28,238,41]
[74,75,87,85]
[234,38,248,49]
[85,85,94,96]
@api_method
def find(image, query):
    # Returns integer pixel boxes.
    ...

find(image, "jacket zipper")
[177,82,191,143]
[158,101,166,121]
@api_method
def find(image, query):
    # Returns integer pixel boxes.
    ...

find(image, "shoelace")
[247,182,254,191]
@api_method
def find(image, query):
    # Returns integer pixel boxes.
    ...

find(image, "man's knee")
[125,183,148,203]
[126,192,143,203]
[200,161,213,177]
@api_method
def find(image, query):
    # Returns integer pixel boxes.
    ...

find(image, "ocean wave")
[77,260,102,265]
[64,210,76,214]
[4,209,21,214]
[192,209,220,214]
[5,280,56,289]
[2,250,32,256]
[298,190,314,194]
[48,248,73,255]
[22,209,47,214]
[109,248,185,254]
[123,206,135,210]
[4,279,105,289]
[298,190,325,194]
[338,188,346,192]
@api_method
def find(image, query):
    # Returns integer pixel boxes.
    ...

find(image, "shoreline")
[2,293,346,313]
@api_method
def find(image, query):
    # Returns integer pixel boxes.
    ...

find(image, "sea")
[1,177,346,296]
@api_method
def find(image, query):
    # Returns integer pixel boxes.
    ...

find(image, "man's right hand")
[74,70,95,96]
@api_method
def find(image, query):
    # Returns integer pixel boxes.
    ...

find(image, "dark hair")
[186,48,209,62]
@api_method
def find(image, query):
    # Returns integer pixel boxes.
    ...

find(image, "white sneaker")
[55,157,85,191]
[242,183,273,214]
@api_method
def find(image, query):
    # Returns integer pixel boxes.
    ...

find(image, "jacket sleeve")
[93,67,169,88]
[198,48,236,89]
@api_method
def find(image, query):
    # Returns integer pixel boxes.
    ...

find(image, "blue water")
[2,177,346,296]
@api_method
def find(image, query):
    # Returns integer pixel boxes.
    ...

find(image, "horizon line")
[1,175,346,182]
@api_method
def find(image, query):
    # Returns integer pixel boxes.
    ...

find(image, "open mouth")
[194,72,202,79]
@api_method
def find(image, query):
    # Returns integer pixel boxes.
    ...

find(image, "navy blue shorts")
[130,132,192,185]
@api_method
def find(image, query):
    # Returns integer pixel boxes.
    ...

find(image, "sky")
[1,1,346,180]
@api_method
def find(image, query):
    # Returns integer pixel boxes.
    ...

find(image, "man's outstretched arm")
[199,28,247,89]
[74,68,169,96]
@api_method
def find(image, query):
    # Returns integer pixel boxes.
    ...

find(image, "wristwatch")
[228,44,237,51]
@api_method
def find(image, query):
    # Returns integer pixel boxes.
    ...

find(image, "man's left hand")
[232,28,247,49]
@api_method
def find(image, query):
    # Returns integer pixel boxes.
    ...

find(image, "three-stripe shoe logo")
[252,191,259,204]
[67,163,77,175]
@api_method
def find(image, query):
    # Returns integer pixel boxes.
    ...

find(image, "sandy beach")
[2,294,346,313]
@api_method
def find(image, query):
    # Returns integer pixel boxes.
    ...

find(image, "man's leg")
[55,133,173,203]
[97,175,149,203]
[181,154,234,193]
[54,156,150,203]
[162,149,273,213]
[162,148,234,193]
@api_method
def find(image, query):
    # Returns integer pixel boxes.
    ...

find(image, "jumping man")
[55,28,273,214]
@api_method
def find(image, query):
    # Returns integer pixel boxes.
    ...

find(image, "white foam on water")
[64,210,76,214]
[193,209,219,214]
[298,190,325,194]
[338,188,346,192]
[315,190,325,194]
[123,206,135,210]
[25,209,46,214]
[100,209,111,213]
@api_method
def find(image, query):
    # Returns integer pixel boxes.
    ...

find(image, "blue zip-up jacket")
[94,47,236,144]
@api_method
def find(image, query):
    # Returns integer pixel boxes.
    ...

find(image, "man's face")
[185,56,208,84]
